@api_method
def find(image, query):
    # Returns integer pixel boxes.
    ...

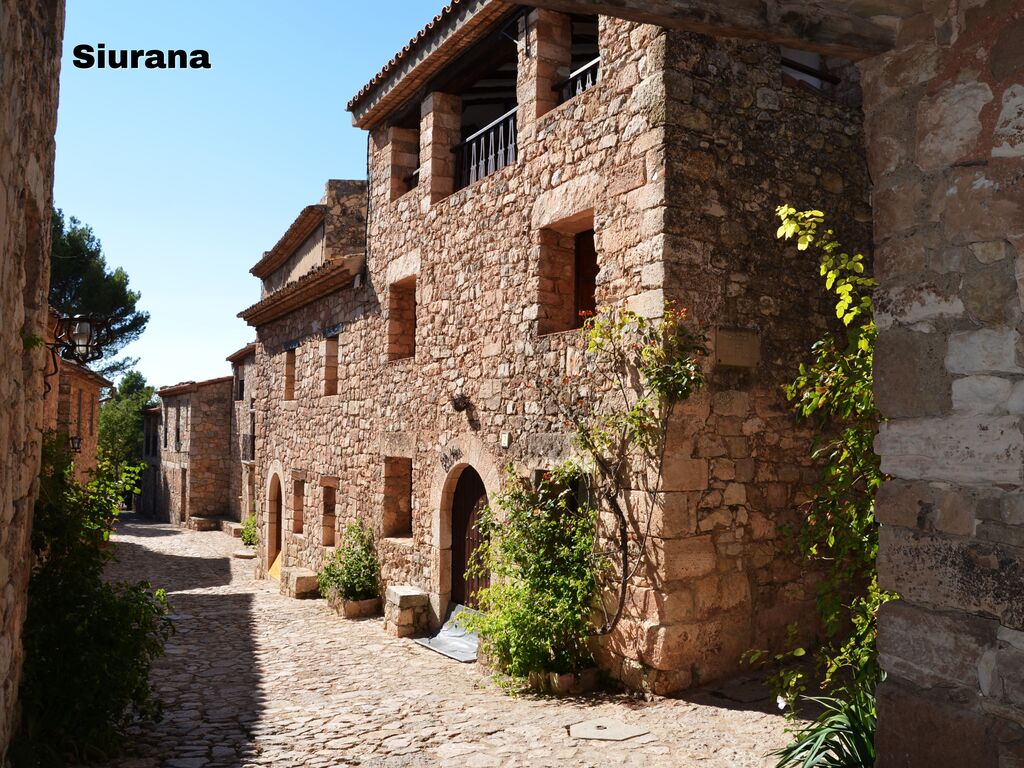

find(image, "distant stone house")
[238,0,871,694]
[144,377,234,526]
[42,311,112,482]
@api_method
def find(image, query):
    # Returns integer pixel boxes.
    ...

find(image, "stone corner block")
[281,567,320,599]
[385,585,430,608]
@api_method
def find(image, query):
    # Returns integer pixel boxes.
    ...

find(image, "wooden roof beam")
[514,0,918,60]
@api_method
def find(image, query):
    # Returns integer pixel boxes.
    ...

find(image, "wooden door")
[451,468,490,609]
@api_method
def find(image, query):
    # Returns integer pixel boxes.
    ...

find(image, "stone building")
[42,357,111,482]
[0,0,65,756]
[227,344,258,523]
[149,377,234,525]
[241,1,872,694]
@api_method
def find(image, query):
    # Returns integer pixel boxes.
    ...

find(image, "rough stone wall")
[51,366,105,481]
[0,0,65,754]
[251,13,868,694]
[863,2,1024,764]
[607,31,873,691]
[157,379,233,524]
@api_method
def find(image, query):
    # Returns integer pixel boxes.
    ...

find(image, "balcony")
[454,107,518,191]
[556,57,600,105]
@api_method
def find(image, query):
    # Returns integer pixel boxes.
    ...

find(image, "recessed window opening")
[292,479,305,534]
[558,15,600,104]
[387,277,417,361]
[284,349,296,400]
[323,486,337,547]
[235,366,245,401]
[324,335,339,396]
[449,29,519,190]
[383,457,413,538]
[538,215,599,335]
[389,107,421,201]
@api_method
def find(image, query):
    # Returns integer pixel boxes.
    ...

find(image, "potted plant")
[317,519,381,619]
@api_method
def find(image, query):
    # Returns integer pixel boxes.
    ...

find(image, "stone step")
[186,516,221,532]
[280,567,320,599]
[222,521,243,538]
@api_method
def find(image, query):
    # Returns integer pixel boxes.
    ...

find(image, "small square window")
[323,336,339,396]
[383,457,413,538]
[284,349,296,400]
[292,479,305,534]
[322,486,336,547]
[537,216,599,335]
[388,277,416,361]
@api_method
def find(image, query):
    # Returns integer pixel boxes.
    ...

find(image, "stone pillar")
[863,3,1024,765]
[385,127,420,202]
[517,8,572,137]
[420,92,461,208]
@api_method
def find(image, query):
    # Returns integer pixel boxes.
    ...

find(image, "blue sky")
[55,2,442,389]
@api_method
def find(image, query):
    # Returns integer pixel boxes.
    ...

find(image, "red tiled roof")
[346,0,513,129]
[238,256,365,328]
[347,1,466,112]
[157,376,233,398]
[226,342,257,364]
[250,205,328,280]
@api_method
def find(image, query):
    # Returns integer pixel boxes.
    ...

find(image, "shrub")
[9,436,174,766]
[317,519,380,602]
[460,465,602,685]
[241,515,258,546]
[772,674,876,768]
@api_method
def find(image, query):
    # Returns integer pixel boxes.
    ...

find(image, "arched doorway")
[450,467,490,609]
[267,473,283,580]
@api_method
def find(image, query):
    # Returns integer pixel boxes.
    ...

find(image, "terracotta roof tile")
[346,0,513,128]
[250,205,328,279]
[238,256,364,328]
[347,1,466,113]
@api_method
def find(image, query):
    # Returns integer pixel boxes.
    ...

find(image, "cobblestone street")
[102,517,791,768]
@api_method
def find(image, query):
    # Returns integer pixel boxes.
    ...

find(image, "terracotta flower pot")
[328,593,380,619]
[528,667,600,696]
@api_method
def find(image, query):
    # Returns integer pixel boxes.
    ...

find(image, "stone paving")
[100,517,792,768]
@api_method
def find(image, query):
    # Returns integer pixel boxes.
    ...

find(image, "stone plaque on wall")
[715,327,761,368]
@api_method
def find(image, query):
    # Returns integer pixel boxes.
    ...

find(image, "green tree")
[10,437,172,765]
[99,370,155,472]
[50,209,150,377]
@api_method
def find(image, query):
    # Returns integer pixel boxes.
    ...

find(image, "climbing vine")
[463,303,708,687]
[749,207,895,741]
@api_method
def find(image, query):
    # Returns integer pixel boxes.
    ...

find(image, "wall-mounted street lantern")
[451,394,471,412]
[43,314,112,394]
[68,436,83,453]
[59,315,111,365]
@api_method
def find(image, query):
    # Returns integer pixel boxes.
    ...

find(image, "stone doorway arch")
[450,466,490,609]
[267,471,283,574]
[429,435,501,623]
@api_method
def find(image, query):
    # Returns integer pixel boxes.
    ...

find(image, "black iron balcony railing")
[454,107,518,191]
[556,57,600,105]
[241,433,255,462]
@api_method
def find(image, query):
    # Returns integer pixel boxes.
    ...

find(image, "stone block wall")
[862,1,1024,764]
[605,31,874,690]
[0,0,65,755]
